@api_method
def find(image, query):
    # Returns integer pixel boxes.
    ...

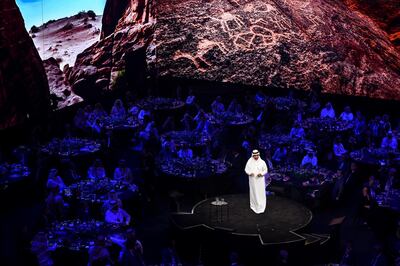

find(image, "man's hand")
[250,173,255,177]
[257,173,263,177]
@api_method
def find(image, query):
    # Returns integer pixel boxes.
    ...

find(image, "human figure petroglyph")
[208,11,246,37]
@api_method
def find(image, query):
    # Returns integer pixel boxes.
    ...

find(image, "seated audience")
[185,89,196,106]
[103,190,123,214]
[105,200,131,225]
[138,108,151,124]
[88,235,112,266]
[272,145,288,165]
[45,185,65,222]
[31,232,54,266]
[301,150,318,168]
[289,123,305,139]
[320,102,335,119]
[177,144,193,160]
[211,96,225,114]
[363,175,380,198]
[110,99,126,120]
[161,135,176,159]
[339,106,354,122]
[119,228,144,266]
[73,108,87,130]
[88,159,107,179]
[381,131,398,150]
[46,168,65,191]
[227,98,243,115]
[181,112,194,131]
[114,159,133,182]
[333,137,348,158]
[92,103,108,119]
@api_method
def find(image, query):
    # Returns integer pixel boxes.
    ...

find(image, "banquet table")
[137,97,185,111]
[63,178,138,203]
[162,130,211,148]
[301,118,354,134]
[350,148,400,167]
[99,116,139,131]
[207,112,254,126]
[267,166,337,205]
[0,163,30,187]
[45,219,125,251]
[375,190,400,213]
[258,134,315,153]
[41,138,101,157]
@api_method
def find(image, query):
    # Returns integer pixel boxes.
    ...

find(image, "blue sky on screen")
[16,0,106,29]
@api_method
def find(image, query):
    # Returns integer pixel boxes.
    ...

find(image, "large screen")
[154,0,400,100]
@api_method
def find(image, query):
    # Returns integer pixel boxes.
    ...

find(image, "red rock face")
[0,0,50,129]
[343,0,400,50]
[154,0,400,100]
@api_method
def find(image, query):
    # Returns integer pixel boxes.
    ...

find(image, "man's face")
[253,154,259,160]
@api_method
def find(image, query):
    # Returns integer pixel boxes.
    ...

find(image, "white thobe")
[245,157,268,213]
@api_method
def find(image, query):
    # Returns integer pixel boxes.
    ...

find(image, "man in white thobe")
[245,150,268,214]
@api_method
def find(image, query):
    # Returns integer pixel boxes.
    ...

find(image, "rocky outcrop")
[343,0,400,50]
[43,58,82,110]
[67,0,155,101]
[155,0,400,100]
[0,0,50,129]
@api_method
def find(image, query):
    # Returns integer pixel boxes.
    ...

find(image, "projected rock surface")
[343,0,400,50]
[0,0,50,129]
[154,0,400,99]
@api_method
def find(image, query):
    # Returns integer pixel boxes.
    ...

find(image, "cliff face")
[0,0,50,129]
[70,0,400,101]
[67,0,155,100]
[155,0,400,100]
[343,0,400,49]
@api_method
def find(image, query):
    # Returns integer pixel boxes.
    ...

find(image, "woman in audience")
[88,159,107,179]
[111,99,126,121]
[46,168,65,192]
[114,159,133,182]
[88,235,112,266]
[105,200,131,226]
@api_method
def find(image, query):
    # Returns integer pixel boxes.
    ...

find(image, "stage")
[171,194,315,246]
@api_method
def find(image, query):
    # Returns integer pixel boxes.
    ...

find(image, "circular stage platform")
[171,194,313,245]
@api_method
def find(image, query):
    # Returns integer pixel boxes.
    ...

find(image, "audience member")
[114,159,133,182]
[111,99,126,121]
[105,200,131,225]
[339,106,354,122]
[320,102,335,119]
[88,159,107,179]
[301,150,318,168]
[381,131,398,150]
[177,144,193,160]
[289,122,305,139]
[88,235,112,266]
[211,96,225,114]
